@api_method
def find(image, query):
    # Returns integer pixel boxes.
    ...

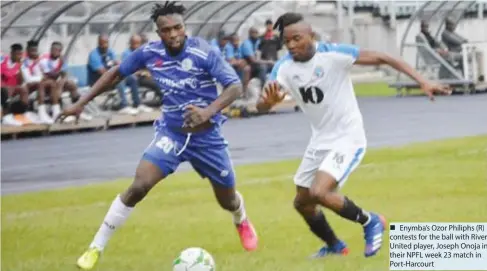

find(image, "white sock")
[51,104,61,119]
[89,195,134,251]
[231,191,247,225]
[362,211,372,227]
[38,104,47,115]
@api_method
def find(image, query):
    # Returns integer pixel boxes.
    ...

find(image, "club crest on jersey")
[181,58,193,71]
[314,66,324,79]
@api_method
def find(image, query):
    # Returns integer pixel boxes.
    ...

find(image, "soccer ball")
[173,247,216,271]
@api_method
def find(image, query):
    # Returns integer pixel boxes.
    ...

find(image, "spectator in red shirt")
[1,43,30,126]
[258,19,282,63]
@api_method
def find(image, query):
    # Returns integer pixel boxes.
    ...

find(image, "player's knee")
[219,196,238,211]
[124,171,157,205]
[19,87,29,95]
[309,183,332,203]
[293,196,306,212]
[123,181,151,206]
[218,191,239,211]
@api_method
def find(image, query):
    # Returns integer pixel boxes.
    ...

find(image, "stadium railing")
[390,33,476,94]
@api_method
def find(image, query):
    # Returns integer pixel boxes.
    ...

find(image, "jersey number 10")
[299,86,324,104]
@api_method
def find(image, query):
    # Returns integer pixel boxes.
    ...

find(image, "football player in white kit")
[257,12,451,259]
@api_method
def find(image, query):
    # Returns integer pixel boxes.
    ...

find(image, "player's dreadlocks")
[273,12,304,41]
[150,1,186,22]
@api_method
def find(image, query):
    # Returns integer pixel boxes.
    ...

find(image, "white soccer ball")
[173,247,216,271]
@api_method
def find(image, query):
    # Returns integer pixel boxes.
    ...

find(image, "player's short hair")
[150,1,186,23]
[51,41,62,47]
[11,43,23,51]
[26,40,38,48]
[274,12,304,41]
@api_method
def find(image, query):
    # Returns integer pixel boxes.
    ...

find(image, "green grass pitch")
[2,136,486,271]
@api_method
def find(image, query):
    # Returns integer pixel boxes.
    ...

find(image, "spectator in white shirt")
[39,41,92,122]
[21,40,57,124]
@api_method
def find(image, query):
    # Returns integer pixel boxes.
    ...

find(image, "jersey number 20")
[299,86,324,104]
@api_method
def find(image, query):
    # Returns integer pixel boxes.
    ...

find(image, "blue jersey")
[119,37,241,130]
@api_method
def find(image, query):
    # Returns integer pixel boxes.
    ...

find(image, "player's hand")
[183,105,212,128]
[420,82,452,101]
[55,103,84,124]
[261,81,286,106]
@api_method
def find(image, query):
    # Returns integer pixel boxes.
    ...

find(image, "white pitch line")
[2,163,385,221]
[4,147,484,221]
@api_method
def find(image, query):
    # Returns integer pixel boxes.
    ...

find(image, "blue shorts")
[141,127,235,188]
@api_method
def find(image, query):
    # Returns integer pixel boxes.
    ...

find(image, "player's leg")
[5,86,31,125]
[188,145,258,251]
[125,74,141,108]
[45,79,62,119]
[63,80,81,103]
[293,154,348,258]
[241,64,251,98]
[309,147,386,257]
[77,131,182,270]
[15,86,30,108]
[31,81,53,123]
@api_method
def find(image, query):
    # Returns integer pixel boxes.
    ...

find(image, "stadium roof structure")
[398,0,483,57]
[0,1,274,58]
[392,0,486,93]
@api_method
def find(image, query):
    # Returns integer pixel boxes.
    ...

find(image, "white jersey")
[21,57,43,84]
[270,42,366,150]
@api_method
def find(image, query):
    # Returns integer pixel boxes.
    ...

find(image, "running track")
[2,95,487,194]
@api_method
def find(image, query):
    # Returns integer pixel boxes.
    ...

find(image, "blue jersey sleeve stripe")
[328,43,360,59]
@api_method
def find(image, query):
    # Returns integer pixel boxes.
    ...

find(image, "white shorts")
[293,146,366,188]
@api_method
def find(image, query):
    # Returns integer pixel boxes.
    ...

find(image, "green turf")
[354,82,394,97]
[2,136,486,271]
[353,82,423,97]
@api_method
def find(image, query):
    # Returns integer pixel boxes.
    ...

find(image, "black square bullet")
[390,225,395,230]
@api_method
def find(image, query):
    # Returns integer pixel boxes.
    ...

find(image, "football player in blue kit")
[56,2,258,270]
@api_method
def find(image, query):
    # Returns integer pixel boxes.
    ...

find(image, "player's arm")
[256,81,286,113]
[205,48,243,115]
[74,66,122,107]
[329,43,450,99]
[354,49,451,99]
[39,58,59,80]
[256,57,289,113]
[58,61,68,79]
[75,47,146,108]
[21,64,41,84]
[355,50,431,87]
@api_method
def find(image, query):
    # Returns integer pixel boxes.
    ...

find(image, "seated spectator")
[22,40,58,124]
[258,19,282,63]
[419,20,449,57]
[1,44,30,126]
[442,18,484,81]
[211,30,230,56]
[140,33,149,45]
[88,34,137,115]
[39,41,92,122]
[120,34,153,113]
[128,35,161,105]
[227,33,251,95]
[242,27,275,86]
